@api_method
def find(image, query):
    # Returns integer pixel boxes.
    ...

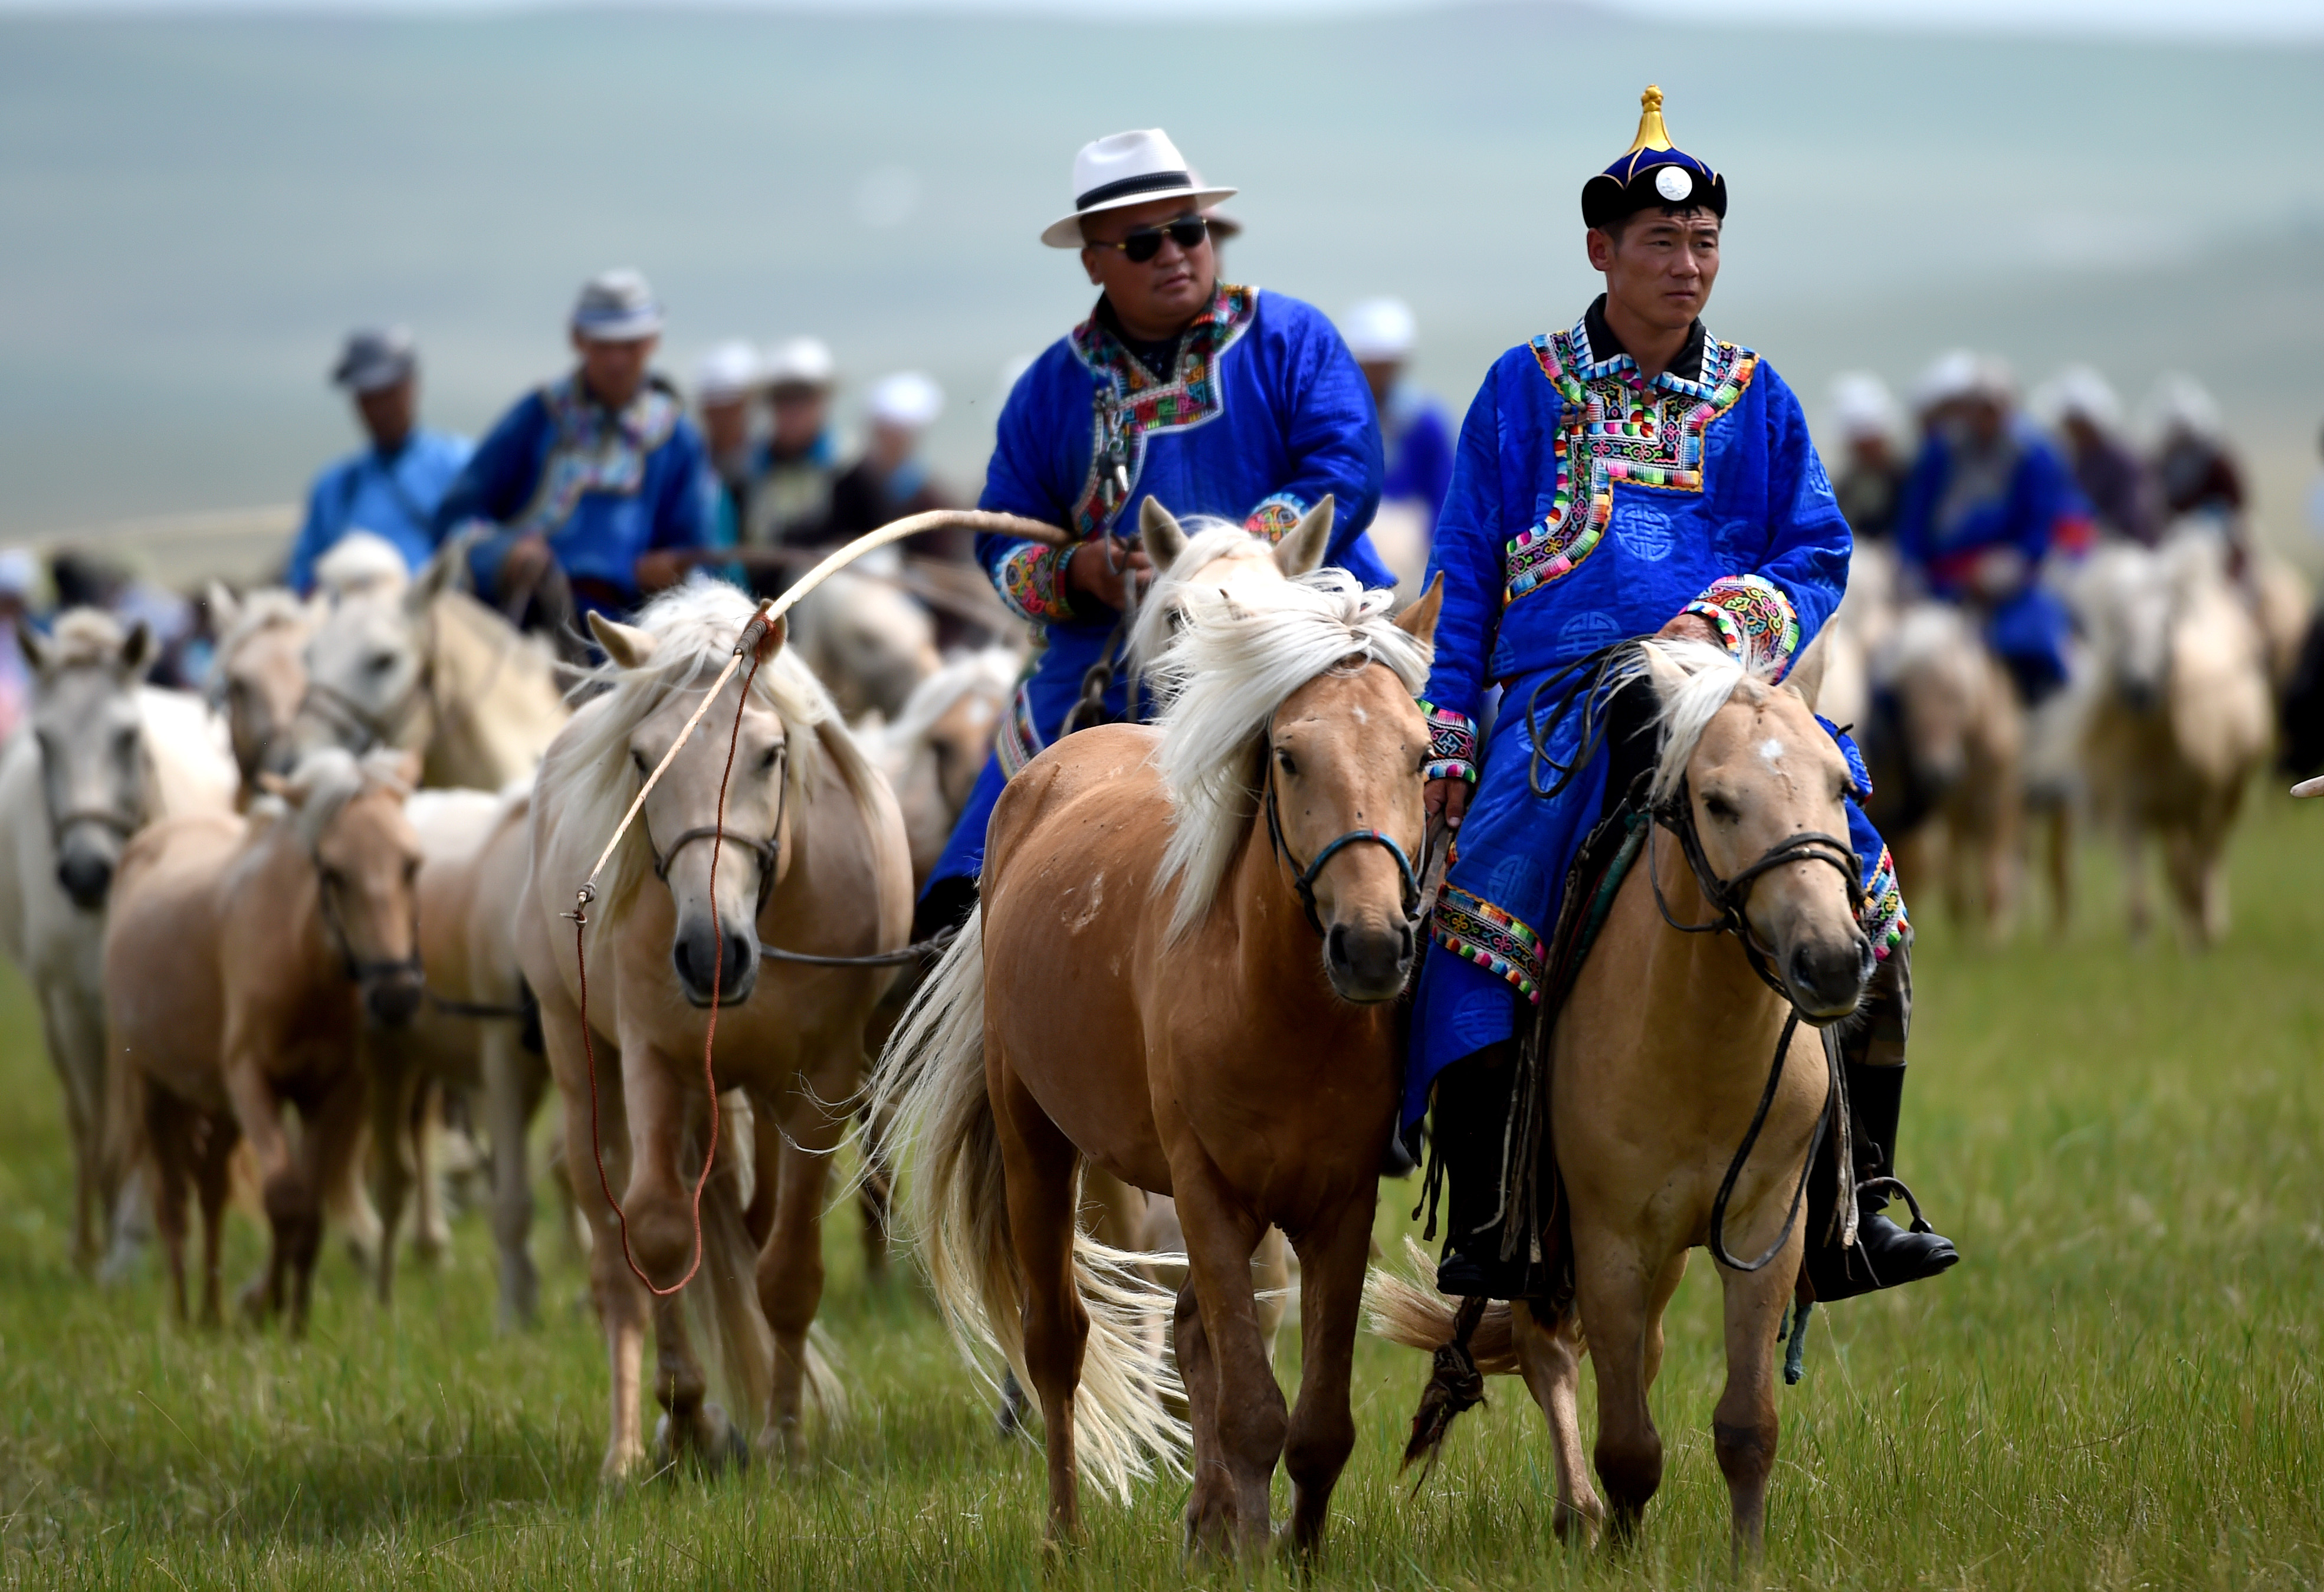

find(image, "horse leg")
[1511,1299,1601,1542]
[366,1038,419,1307]
[989,1055,1088,1544]
[756,1110,840,1466]
[193,1113,239,1329]
[1170,1166,1280,1560]
[549,1027,652,1485]
[2121,820,2153,941]
[2046,799,2074,938]
[1712,1253,1794,1565]
[1253,1226,1292,1370]
[410,1077,449,1263]
[221,1053,297,1326]
[1578,1235,1686,1543]
[293,1069,367,1337]
[1173,1278,1233,1555]
[42,982,107,1273]
[1280,1195,1374,1560]
[143,1087,192,1324]
[485,1026,547,1330]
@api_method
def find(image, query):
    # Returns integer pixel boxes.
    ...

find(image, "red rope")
[575,633,770,1298]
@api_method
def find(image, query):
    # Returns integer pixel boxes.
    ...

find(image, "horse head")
[21,610,156,911]
[1154,568,1438,1005]
[1127,496,1335,684]
[208,583,322,795]
[1643,634,1870,1022]
[273,562,444,775]
[588,599,798,1010]
[788,570,938,723]
[262,746,426,1027]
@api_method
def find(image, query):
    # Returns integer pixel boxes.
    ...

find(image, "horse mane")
[43,608,133,671]
[1150,570,1431,941]
[1642,637,1772,805]
[879,646,1019,750]
[267,746,416,853]
[547,579,883,916]
[1125,516,1273,675]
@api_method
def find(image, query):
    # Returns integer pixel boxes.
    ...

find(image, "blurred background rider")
[826,370,957,556]
[693,339,764,546]
[433,270,718,634]
[1342,296,1454,600]
[738,335,843,583]
[284,327,473,596]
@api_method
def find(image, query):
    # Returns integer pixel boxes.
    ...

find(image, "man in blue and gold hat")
[1410,87,1958,1302]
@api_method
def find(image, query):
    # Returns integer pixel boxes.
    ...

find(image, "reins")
[1259,743,1426,937]
[563,509,1075,1299]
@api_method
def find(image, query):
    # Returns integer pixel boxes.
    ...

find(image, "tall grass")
[1,795,2319,1588]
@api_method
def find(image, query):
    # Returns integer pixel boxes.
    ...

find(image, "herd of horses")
[0,507,2296,1565]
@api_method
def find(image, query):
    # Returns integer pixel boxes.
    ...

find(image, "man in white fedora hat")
[917,126,1391,935]
[434,268,718,626]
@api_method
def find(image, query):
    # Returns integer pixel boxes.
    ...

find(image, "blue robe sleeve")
[1246,310,1388,584]
[1678,365,1850,678]
[285,466,342,596]
[1415,369,1511,782]
[974,371,1079,625]
[648,422,718,552]
[434,396,550,600]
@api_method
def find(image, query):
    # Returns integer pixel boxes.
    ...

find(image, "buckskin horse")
[881,569,1440,1558]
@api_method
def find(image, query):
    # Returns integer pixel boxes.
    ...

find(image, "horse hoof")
[651,1404,749,1475]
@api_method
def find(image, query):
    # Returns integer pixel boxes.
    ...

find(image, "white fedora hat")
[1042,129,1237,249]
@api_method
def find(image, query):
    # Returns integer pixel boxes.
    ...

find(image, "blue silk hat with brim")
[1581,86,1728,229]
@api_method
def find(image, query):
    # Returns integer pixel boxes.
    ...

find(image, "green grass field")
[2,796,2320,1590]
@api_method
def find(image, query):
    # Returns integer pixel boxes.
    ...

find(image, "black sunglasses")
[1091,216,1209,264]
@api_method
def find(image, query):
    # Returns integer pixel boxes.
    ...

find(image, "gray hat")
[571,268,665,342]
[332,326,416,393]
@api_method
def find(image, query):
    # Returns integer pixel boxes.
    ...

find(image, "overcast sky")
[1,0,2319,40]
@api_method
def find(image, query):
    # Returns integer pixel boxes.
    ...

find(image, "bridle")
[310,848,424,990]
[1647,772,1866,1274]
[646,743,789,915]
[1258,714,1427,939]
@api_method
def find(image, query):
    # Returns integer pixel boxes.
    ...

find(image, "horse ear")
[1273,495,1335,578]
[1782,630,1830,712]
[17,622,50,678]
[1139,498,1187,570]
[406,547,459,615]
[117,621,157,683]
[1640,639,1691,705]
[587,611,658,669]
[207,582,241,636]
[1395,572,1445,648]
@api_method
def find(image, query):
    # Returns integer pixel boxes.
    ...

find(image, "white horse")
[787,570,942,725]
[2076,528,2272,945]
[862,647,1021,887]
[0,611,238,1271]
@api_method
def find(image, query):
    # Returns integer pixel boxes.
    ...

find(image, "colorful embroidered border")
[1430,884,1545,1002]
[1683,573,1801,679]
[513,374,682,539]
[1243,491,1309,543]
[994,681,1045,780]
[1504,322,1759,606]
[997,542,1075,625]
[1859,843,1908,961]
[1420,698,1478,783]
[1065,283,1260,544]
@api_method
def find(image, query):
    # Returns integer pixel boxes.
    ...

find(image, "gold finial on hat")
[1624,84,1675,156]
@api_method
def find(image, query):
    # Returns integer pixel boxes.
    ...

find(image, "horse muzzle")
[1324,919,1416,1005]
[362,968,425,1028]
[1783,931,1873,1024]
[672,917,760,1009]
[54,837,117,912]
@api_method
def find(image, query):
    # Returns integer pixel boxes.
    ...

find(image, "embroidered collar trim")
[512,373,682,539]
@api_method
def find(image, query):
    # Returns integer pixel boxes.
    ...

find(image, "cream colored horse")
[0,612,239,1272]
[787,569,941,724]
[864,646,1022,887]
[2077,530,2272,945]
[206,586,321,800]
[1372,637,1872,1562]
[517,580,911,1478]
[104,748,425,1330]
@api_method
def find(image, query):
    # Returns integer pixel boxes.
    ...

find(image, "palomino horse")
[0,612,238,1271]
[516,580,911,1478]
[882,570,1439,1555]
[2076,530,2272,945]
[103,748,425,1330]
[205,586,321,800]
[275,552,568,790]
[1371,636,1872,1561]
[788,569,943,725]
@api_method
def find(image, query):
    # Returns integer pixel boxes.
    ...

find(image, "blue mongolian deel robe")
[923,282,1392,900]
[433,372,720,618]
[1894,416,2092,697]
[1381,381,1457,534]
[287,428,474,595]
[1406,303,1906,1128]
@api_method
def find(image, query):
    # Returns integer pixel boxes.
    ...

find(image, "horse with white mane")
[516,580,911,1478]
[881,569,1440,1557]
[0,611,238,1272]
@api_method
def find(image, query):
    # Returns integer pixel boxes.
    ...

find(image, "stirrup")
[1856,1174,1934,1234]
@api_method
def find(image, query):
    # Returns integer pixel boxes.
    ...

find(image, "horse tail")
[877,907,1185,1499]
[1363,1236,1524,1376]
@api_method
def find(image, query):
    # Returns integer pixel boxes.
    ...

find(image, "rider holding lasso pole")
[1411,87,1959,1304]
[913,128,1394,938]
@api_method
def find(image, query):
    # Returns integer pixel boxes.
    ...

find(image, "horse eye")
[631,749,650,776]
[1275,748,1298,776]
[760,746,782,774]
[1704,794,1740,823]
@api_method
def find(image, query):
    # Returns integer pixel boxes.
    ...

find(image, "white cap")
[867,370,944,430]
[1912,349,1981,414]
[763,335,837,390]
[1829,372,1900,443]
[2035,365,2122,431]
[694,340,761,405]
[2145,372,2223,441]
[1042,129,1237,248]
[1341,298,1417,363]
[0,548,35,598]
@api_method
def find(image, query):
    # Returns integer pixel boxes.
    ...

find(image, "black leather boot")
[1430,1049,1533,1299]
[1806,1061,1959,1301]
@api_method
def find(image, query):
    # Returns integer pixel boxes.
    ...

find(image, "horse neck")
[1621,827,1790,1057]
[419,597,562,787]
